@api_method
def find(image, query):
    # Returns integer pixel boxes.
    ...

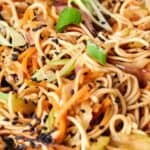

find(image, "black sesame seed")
[52,38,59,44]
[98,85,104,89]
[48,105,52,110]
[112,0,116,4]
[37,132,53,144]
[115,97,120,104]
[69,132,75,137]
[46,54,52,60]
[0,14,4,20]
[0,126,4,129]
[13,48,21,53]
[88,83,93,89]
[99,125,104,129]
[32,101,37,106]
[98,36,105,42]
[43,115,48,123]
[54,51,59,55]
[9,37,12,44]
[90,138,97,142]
[3,117,10,121]
[101,21,106,25]
[80,109,85,113]
[41,56,46,64]
[71,145,77,148]
[13,117,18,121]
[11,121,17,125]
[83,72,88,75]
[70,89,74,95]
[24,99,28,104]
[32,24,47,32]
[3,137,16,150]
[67,73,76,80]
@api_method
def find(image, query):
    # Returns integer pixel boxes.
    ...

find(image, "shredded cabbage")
[0,21,26,47]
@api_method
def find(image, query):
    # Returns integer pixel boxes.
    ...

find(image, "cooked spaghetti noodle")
[0,0,150,150]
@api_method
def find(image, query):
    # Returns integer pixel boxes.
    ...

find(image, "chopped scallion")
[86,40,107,65]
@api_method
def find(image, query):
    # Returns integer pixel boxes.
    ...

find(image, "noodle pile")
[0,0,150,150]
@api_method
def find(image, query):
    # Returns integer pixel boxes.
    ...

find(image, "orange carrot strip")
[55,117,67,143]
[22,9,34,25]
[56,85,89,122]
[21,47,36,78]
[54,86,89,142]
[31,53,38,73]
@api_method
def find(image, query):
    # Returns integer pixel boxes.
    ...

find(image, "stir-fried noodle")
[0,0,150,149]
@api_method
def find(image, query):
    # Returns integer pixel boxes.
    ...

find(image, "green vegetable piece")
[0,92,9,102]
[32,68,56,82]
[47,59,70,66]
[89,136,110,150]
[45,108,56,132]
[86,40,107,65]
[32,57,77,82]
[56,7,82,32]
[59,57,76,76]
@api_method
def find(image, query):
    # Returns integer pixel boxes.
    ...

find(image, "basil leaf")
[56,7,82,32]
[86,40,107,65]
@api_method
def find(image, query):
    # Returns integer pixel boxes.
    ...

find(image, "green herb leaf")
[56,7,82,32]
[86,40,107,65]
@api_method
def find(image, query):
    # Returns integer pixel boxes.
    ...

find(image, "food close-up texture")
[0,0,150,150]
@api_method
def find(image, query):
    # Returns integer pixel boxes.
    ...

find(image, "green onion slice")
[86,40,107,65]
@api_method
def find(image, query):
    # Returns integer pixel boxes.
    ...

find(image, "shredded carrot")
[31,53,38,73]
[0,46,4,52]
[25,80,47,88]
[20,47,36,78]
[22,9,34,25]
[55,117,67,143]
[56,85,89,122]
[54,85,89,142]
